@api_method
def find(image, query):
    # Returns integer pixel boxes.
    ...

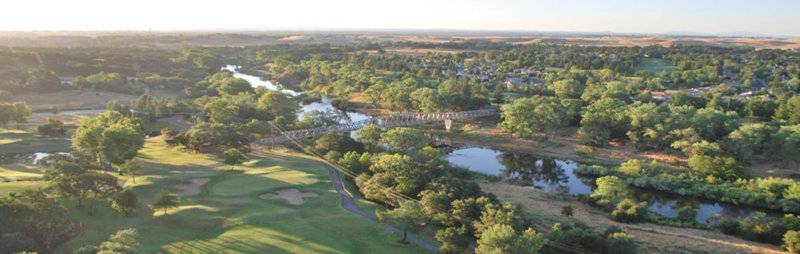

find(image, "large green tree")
[500,95,565,139]
[377,201,429,243]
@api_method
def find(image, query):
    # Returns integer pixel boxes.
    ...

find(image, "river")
[446,146,758,225]
[227,64,764,225]
[225,65,370,123]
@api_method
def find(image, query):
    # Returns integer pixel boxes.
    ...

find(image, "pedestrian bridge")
[256,109,498,144]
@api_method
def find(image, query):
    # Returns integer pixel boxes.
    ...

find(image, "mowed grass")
[0,128,64,195]
[635,58,676,73]
[0,128,70,155]
[54,137,421,254]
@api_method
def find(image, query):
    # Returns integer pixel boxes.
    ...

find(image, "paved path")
[322,164,439,253]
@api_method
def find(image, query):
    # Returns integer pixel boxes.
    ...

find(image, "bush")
[738,212,784,243]
[561,205,574,217]
[611,199,647,223]
[677,205,698,222]
[37,118,66,137]
[606,232,637,254]
[618,159,642,176]
[785,230,800,253]
[716,219,740,235]
[591,176,630,206]
[575,165,612,176]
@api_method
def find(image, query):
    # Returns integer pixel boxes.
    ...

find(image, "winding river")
[446,146,758,225]
[227,65,766,225]
[225,65,370,123]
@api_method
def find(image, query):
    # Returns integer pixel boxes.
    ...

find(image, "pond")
[445,146,760,224]
[225,65,370,123]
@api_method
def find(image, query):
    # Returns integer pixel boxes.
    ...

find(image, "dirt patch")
[175,178,210,196]
[481,182,784,254]
[259,188,318,205]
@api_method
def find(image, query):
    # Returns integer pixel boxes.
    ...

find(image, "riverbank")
[482,182,785,254]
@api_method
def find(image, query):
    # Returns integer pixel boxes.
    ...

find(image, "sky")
[1,0,797,36]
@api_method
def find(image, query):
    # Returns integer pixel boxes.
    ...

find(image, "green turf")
[635,58,676,73]
[0,180,49,196]
[0,128,71,155]
[53,137,421,254]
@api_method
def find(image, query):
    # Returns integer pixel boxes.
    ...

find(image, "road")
[322,164,439,253]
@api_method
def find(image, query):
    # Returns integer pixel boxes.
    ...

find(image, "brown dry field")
[18,89,140,111]
[482,182,786,254]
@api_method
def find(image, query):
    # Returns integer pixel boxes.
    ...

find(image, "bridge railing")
[257,109,498,144]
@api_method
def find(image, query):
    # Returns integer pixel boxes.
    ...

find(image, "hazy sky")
[1,0,797,36]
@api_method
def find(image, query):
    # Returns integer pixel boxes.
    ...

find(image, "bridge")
[256,109,498,144]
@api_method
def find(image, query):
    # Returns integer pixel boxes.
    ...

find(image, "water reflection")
[445,146,762,224]
[446,147,593,195]
[225,65,370,123]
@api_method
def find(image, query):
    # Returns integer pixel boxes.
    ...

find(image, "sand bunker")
[259,188,318,205]
[175,178,210,196]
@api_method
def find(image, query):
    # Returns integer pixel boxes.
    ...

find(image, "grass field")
[0,128,71,156]
[635,58,676,73]
[28,137,421,253]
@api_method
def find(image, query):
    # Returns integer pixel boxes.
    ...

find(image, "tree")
[591,176,630,206]
[223,148,247,169]
[775,96,800,124]
[257,90,299,126]
[0,102,31,126]
[119,161,140,184]
[552,79,583,99]
[72,111,143,164]
[112,189,138,215]
[475,224,547,254]
[44,160,87,206]
[380,127,431,152]
[338,151,372,174]
[0,190,73,253]
[724,123,775,160]
[578,98,629,146]
[411,87,443,112]
[100,123,145,169]
[688,154,743,180]
[217,77,253,95]
[499,95,564,139]
[152,190,179,216]
[78,172,121,216]
[312,132,363,159]
[355,123,383,151]
[377,201,429,243]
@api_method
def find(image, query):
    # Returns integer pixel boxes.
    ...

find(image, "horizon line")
[0,28,796,39]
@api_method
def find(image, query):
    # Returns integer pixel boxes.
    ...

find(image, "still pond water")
[446,146,756,224]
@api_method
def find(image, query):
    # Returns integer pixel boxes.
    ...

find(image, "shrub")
[591,176,630,206]
[688,154,744,180]
[738,212,784,243]
[611,199,647,223]
[575,165,612,176]
[677,205,698,222]
[716,219,740,235]
[785,230,800,253]
[618,159,642,176]
[561,205,574,217]
[37,118,66,137]
[606,232,637,254]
